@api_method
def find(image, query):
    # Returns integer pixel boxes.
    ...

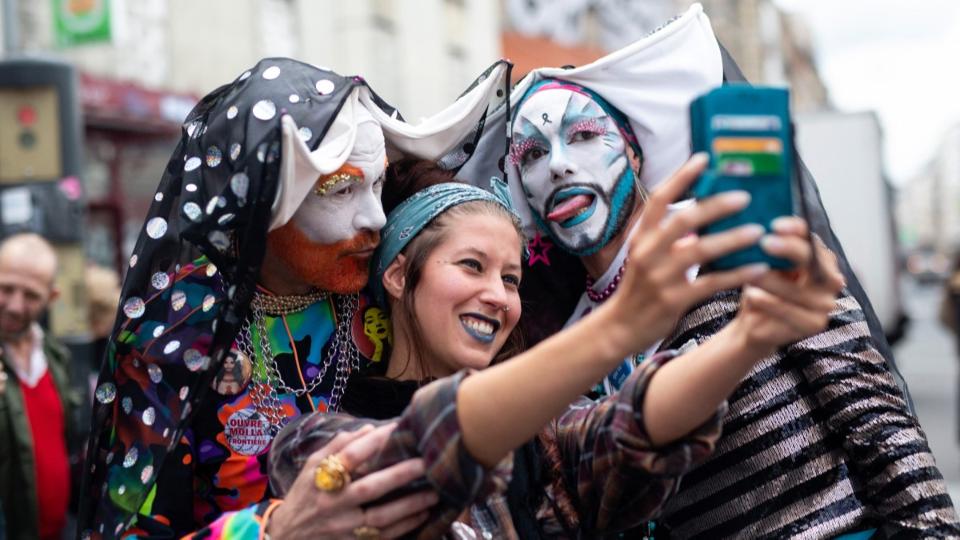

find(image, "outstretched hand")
[267,423,437,540]
[605,153,769,357]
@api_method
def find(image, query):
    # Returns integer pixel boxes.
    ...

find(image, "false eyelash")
[568,118,607,138]
[509,138,539,166]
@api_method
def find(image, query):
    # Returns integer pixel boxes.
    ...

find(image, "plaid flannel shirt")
[270,350,724,539]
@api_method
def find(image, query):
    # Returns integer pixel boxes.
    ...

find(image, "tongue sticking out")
[547,194,593,222]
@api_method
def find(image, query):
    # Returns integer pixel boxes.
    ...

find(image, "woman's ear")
[381,254,407,301]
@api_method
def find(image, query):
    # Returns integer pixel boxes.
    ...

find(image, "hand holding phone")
[690,84,796,271]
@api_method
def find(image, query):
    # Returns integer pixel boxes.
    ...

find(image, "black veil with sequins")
[80,57,512,538]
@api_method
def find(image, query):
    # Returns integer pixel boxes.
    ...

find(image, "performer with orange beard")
[80,57,511,539]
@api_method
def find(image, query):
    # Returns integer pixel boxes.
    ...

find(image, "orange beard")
[267,223,380,294]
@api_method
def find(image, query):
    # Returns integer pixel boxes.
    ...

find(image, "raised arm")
[456,154,754,466]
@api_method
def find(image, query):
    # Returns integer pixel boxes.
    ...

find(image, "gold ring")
[313,455,351,493]
[353,526,381,540]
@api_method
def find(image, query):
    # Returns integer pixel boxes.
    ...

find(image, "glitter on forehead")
[314,163,365,196]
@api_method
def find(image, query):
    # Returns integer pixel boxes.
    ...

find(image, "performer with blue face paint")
[498,4,960,539]
[510,79,673,395]
[510,81,642,259]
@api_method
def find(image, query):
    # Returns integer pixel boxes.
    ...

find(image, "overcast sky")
[773,0,960,185]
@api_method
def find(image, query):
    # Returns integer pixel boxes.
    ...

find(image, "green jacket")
[0,333,85,540]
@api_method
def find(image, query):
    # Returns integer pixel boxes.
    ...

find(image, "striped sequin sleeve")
[543,350,725,535]
[786,290,960,536]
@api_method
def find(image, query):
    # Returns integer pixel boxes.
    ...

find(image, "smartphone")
[689,84,795,270]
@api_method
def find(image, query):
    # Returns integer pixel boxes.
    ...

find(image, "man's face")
[0,259,54,340]
[511,89,636,255]
[267,121,388,294]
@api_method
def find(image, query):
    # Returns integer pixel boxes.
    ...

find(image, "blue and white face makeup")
[511,88,637,256]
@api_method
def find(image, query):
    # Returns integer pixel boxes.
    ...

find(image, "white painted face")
[289,119,388,244]
[511,89,634,254]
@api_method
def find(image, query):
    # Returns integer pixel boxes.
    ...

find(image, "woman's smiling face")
[408,212,523,376]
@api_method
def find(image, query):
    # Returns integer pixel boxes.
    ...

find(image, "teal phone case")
[689,84,794,270]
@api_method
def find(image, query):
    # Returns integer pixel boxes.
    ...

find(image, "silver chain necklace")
[237,291,361,434]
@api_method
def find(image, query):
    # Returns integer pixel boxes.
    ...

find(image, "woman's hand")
[266,423,438,539]
[604,153,769,357]
[729,216,846,358]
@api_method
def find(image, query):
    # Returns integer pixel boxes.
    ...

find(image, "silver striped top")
[656,290,960,539]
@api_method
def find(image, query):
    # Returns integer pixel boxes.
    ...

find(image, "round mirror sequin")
[163,340,181,355]
[206,146,222,168]
[123,447,138,468]
[183,202,202,222]
[230,143,241,161]
[129,254,138,268]
[179,386,189,400]
[206,196,225,215]
[208,231,229,251]
[152,325,165,338]
[147,363,162,383]
[155,192,163,202]
[185,183,198,193]
[230,172,249,199]
[171,290,187,311]
[262,66,281,80]
[239,70,251,81]
[252,100,276,121]
[142,407,156,426]
[151,272,170,290]
[315,79,335,95]
[183,349,205,371]
[217,213,235,225]
[141,465,153,484]
[121,396,132,414]
[95,382,116,404]
[145,217,167,239]
[184,157,202,171]
[289,94,300,103]
[298,127,313,142]
[123,297,145,319]
[226,105,238,119]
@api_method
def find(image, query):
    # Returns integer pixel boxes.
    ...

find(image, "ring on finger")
[313,455,351,493]
[353,525,381,539]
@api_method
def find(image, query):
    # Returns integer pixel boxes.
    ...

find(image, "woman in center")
[269,158,844,539]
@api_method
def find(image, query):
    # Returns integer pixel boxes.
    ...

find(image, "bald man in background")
[0,234,86,540]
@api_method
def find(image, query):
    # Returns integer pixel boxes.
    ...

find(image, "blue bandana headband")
[370,179,519,306]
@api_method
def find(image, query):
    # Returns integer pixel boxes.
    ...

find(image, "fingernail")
[721,190,751,207]
[691,152,709,166]
[771,216,798,232]
[744,263,769,276]
[740,224,765,240]
[760,235,784,251]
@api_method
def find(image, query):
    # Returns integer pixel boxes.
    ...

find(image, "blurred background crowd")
[0,0,958,536]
